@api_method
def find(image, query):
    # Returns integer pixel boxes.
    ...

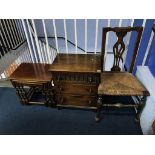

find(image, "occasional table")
[9,63,54,106]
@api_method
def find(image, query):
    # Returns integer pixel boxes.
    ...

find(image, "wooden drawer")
[53,72,100,84]
[55,84,97,95]
[56,94,97,107]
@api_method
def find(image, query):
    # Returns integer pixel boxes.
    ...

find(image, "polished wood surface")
[49,54,101,73]
[101,27,143,72]
[98,72,150,96]
[9,63,54,106]
[9,63,52,82]
[50,54,101,111]
[56,94,97,107]
[97,27,149,122]
[55,83,97,95]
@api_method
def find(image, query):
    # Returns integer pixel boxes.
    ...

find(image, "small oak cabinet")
[49,54,101,109]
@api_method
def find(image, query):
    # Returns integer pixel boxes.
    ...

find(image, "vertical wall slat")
[18,19,25,40]
[43,44,47,63]
[12,19,21,43]
[104,19,111,68]
[126,19,134,49]
[42,19,51,63]
[142,19,147,27]
[26,19,38,63]
[53,19,59,53]
[1,20,14,48]
[21,19,34,62]
[31,19,43,63]
[74,19,78,53]
[16,19,24,41]
[9,19,19,45]
[122,19,134,70]
[132,19,146,67]
[85,19,87,54]
[13,19,22,42]
[119,19,123,27]
[0,40,3,57]
[64,19,68,53]
[94,19,99,54]
[0,28,8,50]
[39,41,45,63]
[6,20,16,47]
[0,20,11,49]
[142,31,154,66]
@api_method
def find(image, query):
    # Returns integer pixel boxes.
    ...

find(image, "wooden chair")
[96,27,150,122]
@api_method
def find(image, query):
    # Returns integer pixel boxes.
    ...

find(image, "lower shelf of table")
[19,91,53,106]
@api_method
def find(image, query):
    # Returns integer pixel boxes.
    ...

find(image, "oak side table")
[9,63,54,106]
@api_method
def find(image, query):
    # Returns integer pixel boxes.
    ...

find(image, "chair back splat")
[101,27,143,72]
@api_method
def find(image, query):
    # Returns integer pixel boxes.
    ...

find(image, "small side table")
[9,63,55,106]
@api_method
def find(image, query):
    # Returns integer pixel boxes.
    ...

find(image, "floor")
[0,87,142,135]
[0,80,12,87]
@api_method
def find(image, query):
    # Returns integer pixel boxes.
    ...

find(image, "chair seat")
[98,72,149,96]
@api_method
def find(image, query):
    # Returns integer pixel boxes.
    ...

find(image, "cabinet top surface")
[9,63,51,82]
[49,54,101,73]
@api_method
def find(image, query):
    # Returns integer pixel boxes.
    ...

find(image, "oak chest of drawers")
[49,54,101,109]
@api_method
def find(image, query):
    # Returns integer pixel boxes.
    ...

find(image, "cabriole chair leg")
[95,95,102,122]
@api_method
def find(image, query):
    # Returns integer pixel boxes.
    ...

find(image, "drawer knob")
[88,100,93,105]
[89,77,92,82]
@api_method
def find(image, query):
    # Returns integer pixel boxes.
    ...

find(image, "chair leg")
[135,96,146,123]
[95,95,102,122]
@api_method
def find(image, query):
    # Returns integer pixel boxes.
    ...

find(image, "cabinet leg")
[42,82,55,107]
[95,95,102,122]
[135,96,146,123]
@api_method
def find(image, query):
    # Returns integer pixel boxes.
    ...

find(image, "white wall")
[136,66,155,134]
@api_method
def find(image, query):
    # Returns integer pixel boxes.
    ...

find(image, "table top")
[9,63,52,82]
[48,54,101,73]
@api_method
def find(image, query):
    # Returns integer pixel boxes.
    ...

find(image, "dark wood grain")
[9,63,51,82]
[98,26,149,122]
[9,63,54,106]
[101,27,143,72]
[49,54,101,73]
[50,54,101,112]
